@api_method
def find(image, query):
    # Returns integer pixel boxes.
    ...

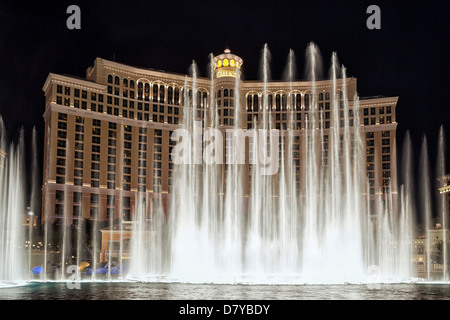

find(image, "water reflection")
[0,283,449,300]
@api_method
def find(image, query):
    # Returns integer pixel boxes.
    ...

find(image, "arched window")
[197,91,202,108]
[319,92,323,101]
[174,88,180,105]
[304,94,310,110]
[168,87,173,104]
[276,94,281,111]
[203,92,208,108]
[296,94,301,110]
[129,80,135,89]
[115,76,120,85]
[268,94,273,110]
[144,83,150,100]
[340,90,344,99]
[137,82,143,100]
[224,89,229,97]
[247,95,252,111]
[325,92,330,100]
[160,86,165,103]
[282,94,287,111]
[253,95,259,111]
[153,84,158,102]
[230,89,234,97]
[123,78,128,87]
[188,90,193,106]
[217,90,221,98]
[108,74,113,84]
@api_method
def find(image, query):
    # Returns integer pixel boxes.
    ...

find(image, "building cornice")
[43,102,182,131]
[42,73,107,93]
[358,96,399,105]
[98,58,211,86]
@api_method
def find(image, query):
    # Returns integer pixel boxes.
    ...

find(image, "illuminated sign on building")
[215,68,238,79]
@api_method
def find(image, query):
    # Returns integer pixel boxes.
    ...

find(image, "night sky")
[0,1,449,210]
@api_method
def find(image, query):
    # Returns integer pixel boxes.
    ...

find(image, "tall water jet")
[246,43,281,278]
[168,63,218,282]
[420,136,432,280]
[0,119,26,285]
[29,127,40,221]
[399,131,415,279]
[60,141,71,280]
[42,125,51,281]
[221,51,243,277]
[437,126,447,280]
[280,48,300,273]
[128,193,149,279]
[301,42,321,281]
[339,65,365,280]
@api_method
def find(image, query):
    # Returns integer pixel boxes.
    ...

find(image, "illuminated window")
[217,60,222,68]
[223,59,229,67]
[230,59,235,67]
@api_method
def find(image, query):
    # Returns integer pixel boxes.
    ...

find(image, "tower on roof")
[213,48,243,79]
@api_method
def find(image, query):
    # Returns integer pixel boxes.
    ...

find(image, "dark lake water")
[0,281,449,300]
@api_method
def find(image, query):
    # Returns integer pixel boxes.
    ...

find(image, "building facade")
[438,174,450,216]
[41,50,398,226]
[411,174,450,278]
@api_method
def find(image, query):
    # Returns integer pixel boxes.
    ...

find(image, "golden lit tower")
[213,49,244,129]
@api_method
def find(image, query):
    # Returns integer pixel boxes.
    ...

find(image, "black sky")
[0,0,449,203]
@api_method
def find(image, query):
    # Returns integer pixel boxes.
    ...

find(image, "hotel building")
[41,50,398,228]
[412,174,450,278]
